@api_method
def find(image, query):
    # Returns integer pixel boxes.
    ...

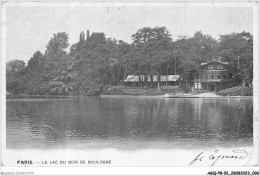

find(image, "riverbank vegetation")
[216,86,253,96]
[6,27,253,96]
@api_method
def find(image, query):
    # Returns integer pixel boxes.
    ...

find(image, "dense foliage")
[6,27,253,95]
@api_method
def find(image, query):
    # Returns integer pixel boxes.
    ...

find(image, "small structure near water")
[123,75,180,87]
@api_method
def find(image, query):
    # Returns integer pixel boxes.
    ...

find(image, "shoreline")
[100,94,253,99]
[6,94,253,99]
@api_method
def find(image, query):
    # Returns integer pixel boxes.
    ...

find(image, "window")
[208,74,213,79]
[217,65,223,69]
[229,73,232,79]
[208,65,214,70]
[223,75,227,79]
[195,83,202,89]
[205,75,208,79]
[198,83,201,89]
[217,74,220,79]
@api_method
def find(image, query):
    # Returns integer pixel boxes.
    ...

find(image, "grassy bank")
[102,86,185,96]
[216,86,253,96]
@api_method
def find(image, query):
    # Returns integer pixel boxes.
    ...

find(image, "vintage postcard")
[1,1,259,175]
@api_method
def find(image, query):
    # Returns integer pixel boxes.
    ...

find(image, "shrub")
[179,81,191,93]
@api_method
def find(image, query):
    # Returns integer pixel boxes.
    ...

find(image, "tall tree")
[173,31,218,83]
[43,32,72,95]
[218,31,253,85]
[24,51,46,94]
[27,51,45,72]
[6,60,26,94]
[131,26,173,89]
[45,32,69,57]
[79,31,85,43]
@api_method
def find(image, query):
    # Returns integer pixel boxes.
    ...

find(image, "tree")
[173,31,218,84]
[24,51,46,95]
[6,60,26,94]
[6,59,26,73]
[131,26,173,90]
[41,32,73,95]
[88,32,106,45]
[45,32,69,57]
[116,40,131,81]
[79,31,85,43]
[68,31,121,95]
[44,32,69,77]
[86,30,90,41]
[27,51,44,72]
[218,31,253,86]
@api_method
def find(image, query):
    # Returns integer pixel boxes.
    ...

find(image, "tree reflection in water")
[6,97,253,149]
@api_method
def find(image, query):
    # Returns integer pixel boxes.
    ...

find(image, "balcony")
[194,78,233,83]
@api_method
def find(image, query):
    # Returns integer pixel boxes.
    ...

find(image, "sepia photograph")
[1,1,259,175]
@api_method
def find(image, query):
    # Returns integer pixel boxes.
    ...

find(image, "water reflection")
[6,97,253,149]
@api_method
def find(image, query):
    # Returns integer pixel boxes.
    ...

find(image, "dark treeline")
[6,27,253,96]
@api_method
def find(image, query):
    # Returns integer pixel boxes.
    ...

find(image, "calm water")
[6,97,253,149]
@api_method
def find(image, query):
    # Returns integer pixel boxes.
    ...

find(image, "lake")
[6,96,253,149]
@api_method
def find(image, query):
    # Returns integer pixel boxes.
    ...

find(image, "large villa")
[192,61,236,92]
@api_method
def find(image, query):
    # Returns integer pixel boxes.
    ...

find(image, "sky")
[4,2,253,63]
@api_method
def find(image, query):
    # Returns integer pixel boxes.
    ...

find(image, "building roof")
[189,60,232,73]
[201,60,229,66]
[124,75,180,82]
